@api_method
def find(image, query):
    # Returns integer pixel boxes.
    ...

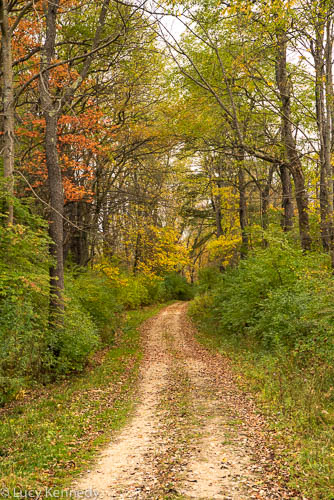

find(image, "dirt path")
[73,303,298,499]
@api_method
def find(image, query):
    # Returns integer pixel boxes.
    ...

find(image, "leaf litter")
[73,303,304,499]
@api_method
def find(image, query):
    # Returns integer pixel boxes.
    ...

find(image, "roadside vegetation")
[190,231,334,498]
[3,0,334,497]
[0,190,193,406]
[0,304,167,497]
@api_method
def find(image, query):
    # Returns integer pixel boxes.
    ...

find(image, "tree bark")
[261,165,274,232]
[238,167,248,258]
[312,6,334,265]
[211,184,224,238]
[275,30,312,250]
[0,0,14,224]
[314,12,332,251]
[65,202,90,267]
[39,0,112,322]
[133,232,141,274]
[40,0,64,322]
[325,14,334,268]
[279,164,294,232]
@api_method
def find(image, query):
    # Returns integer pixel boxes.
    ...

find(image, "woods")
[2,0,334,498]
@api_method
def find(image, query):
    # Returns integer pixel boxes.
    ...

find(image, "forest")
[1,0,334,498]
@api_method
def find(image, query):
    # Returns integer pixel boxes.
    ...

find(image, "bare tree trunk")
[238,167,248,258]
[313,10,333,253]
[279,164,294,232]
[0,0,14,224]
[325,17,334,214]
[313,8,334,267]
[211,186,223,238]
[261,165,274,232]
[214,194,223,237]
[40,0,64,322]
[325,15,334,268]
[66,202,90,266]
[275,31,312,251]
[291,165,311,250]
[211,184,225,271]
[259,165,274,247]
[133,232,141,274]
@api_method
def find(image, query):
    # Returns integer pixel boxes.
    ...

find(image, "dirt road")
[73,303,297,499]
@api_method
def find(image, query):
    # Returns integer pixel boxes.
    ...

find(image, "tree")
[38,0,121,321]
[0,0,34,223]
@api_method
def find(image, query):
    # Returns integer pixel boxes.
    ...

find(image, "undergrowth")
[0,193,192,404]
[190,233,334,498]
[0,304,165,498]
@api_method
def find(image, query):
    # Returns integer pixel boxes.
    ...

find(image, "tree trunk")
[279,164,294,232]
[260,165,275,247]
[314,12,332,252]
[312,8,334,265]
[238,167,248,258]
[66,202,90,267]
[291,164,312,251]
[46,113,65,317]
[211,186,225,271]
[211,188,223,238]
[261,165,274,232]
[214,195,223,238]
[275,30,312,251]
[0,0,14,224]
[325,16,334,268]
[40,0,64,322]
[133,232,141,274]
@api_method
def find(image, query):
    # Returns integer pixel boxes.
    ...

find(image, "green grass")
[0,304,166,498]
[190,313,334,499]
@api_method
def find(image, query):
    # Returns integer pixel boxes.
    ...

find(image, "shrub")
[189,235,334,498]
[203,236,330,346]
[0,192,190,403]
[161,272,194,301]
[46,296,100,375]
[0,296,47,404]
[72,271,123,344]
[196,266,223,294]
[0,197,51,402]
[118,274,151,309]
[190,233,334,375]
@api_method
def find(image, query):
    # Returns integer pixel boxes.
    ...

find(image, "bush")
[0,192,191,403]
[199,236,331,351]
[118,274,151,308]
[161,272,194,301]
[72,271,123,344]
[0,297,47,404]
[189,236,334,498]
[0,197,51,402]
[0,196,106,399]
[46,296,100,375]
[196,266,223,294]
[190,234,334,419]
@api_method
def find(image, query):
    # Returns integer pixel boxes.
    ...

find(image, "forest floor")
[73,303,302,500]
